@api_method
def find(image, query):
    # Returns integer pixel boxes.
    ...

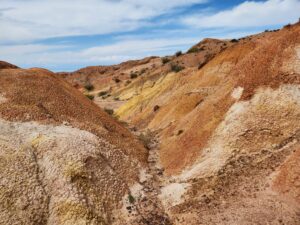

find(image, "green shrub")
[84,83,94,91]
[114,77,121,83]
[170,64,185,73]
[162,57,170,64]
[128,194,135,204]
[138,131,153,150]
[187,47,199,54]
[104,108,114,115]
[175,51,182,57]
[230,39,239,43]
[98,91,108,97]
[85,94,94,100]
[125,80,132,86]
[130,73,138,79]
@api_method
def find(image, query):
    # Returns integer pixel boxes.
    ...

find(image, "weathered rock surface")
[62,22,300,224]
[0,66,147,224]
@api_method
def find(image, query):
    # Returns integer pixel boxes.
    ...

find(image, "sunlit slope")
[0,65,147,225]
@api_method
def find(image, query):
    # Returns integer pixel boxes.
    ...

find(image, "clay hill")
[0,63,151,225]
[60,22,300,225]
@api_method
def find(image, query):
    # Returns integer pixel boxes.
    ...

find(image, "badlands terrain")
[1,22,300,224]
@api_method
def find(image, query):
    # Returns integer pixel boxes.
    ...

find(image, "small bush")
[138,131,153,150]
[175,51,182,57]
[125,80,132,86]
[153,105,160,112]
[114,77,121,83]
[130,73,138,79]
[98,91,108,97]
[230,39,239,43]
[170,64,185,73]
[85,94,94,100]
[128,194,135,204]
[187,47,199,54]
[84,83,94,91]
[162,57,170,64]
[284,23,291,29]
[104,108,114,115]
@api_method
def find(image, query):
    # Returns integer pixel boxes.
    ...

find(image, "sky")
[0,0,299,72]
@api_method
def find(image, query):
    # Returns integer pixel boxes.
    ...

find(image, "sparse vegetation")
[84,83,94,91]
[230,39,239,43]
[153,105,160,112]
[85,94,94,100]
[130,73,138,79]
[125,80,132,86]
[170,63,185,73]
[138,130,153,150]
[104,108,114,115]
[114,77,121,83]
[162,57,170,64]
[187,46,199,54]
[175,51,182,57]
[98,91,108,97]
[128,194,135,204]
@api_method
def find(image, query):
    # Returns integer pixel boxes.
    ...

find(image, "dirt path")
[128,131,172,225]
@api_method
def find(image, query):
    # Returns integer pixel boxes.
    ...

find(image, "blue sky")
[0,0,299,72]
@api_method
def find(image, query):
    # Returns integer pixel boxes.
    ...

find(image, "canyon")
[1,22,300,224]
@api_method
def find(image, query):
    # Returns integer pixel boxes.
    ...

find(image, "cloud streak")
[0,0,299,71]
[0,0,206,43]
[183,0,300,28]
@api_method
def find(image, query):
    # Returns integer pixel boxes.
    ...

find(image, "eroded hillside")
[0,64,151,225]
[62,22,300,224]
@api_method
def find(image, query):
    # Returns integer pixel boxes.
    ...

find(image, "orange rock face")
[273,148,300,204]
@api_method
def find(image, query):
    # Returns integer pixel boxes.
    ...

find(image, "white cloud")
[0,0,206,43]
[183,0,300,28]
[0,28,258,71]
[0,37,199,69]
[1,0,299,71]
